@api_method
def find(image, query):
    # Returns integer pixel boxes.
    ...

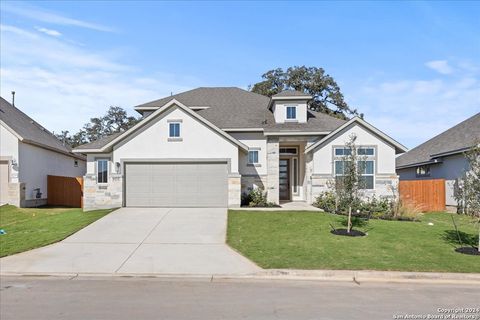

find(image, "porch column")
[266,136,279,204]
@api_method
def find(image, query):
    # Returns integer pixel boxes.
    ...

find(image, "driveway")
[0,208,260,275]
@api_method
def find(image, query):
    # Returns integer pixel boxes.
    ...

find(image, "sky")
[1,1,479,148]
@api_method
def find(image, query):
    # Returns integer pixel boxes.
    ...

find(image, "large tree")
[56,106,139,148]
[250,66,360,119]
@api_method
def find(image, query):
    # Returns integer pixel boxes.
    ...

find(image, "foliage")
[0,205,114,257]
[313,191,337,213]
[242,188,276,207]
[55,106,139,147]
[454,143,480,252]
[250,66,361,119]
[228,210,480,272]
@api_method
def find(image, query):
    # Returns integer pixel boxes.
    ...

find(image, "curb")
[1,269,479,285]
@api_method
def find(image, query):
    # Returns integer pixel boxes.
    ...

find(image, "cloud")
[425,60,454,75]
[350,62,480,149]
[0,24,200,134]
[35,26,61,37]
[2,3,114,32]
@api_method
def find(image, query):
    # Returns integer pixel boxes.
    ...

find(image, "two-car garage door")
[125,162,228,207]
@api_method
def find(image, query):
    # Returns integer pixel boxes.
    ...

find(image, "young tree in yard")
[250,66,361,119]
[56,106,139,148]
[334,134,367,233]
[455,143,480,252]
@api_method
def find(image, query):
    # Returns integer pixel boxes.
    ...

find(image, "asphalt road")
[1,276,479,320]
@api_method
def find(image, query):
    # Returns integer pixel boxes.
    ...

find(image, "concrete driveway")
[0,208,260,275]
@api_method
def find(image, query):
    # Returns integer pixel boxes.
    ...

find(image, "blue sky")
[1,1,479,148]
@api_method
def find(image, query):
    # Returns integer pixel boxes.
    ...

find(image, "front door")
[279,159,290,201]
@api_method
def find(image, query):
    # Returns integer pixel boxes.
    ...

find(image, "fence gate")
[399,179,446,212]
[47,175,83,208]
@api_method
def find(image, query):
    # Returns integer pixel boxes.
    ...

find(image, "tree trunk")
[347,206,352,233]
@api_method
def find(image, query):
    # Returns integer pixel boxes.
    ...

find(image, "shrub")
[243,188,276,207]
[313,191,337,213]
[391,200,423,221]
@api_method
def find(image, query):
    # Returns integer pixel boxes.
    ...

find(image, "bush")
[242,188,277,207]
[313,191,337,213]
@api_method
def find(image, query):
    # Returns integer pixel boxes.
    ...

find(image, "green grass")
[227,210,480,273]
[0,205,115,257]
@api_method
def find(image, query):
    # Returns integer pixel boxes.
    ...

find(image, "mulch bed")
[330,229,366,237]
[454,247,480,256]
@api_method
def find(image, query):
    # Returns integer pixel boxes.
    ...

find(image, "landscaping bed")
[0,205,115,257]
[227,210,480,273]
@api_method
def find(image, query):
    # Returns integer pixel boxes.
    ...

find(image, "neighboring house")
[0,97,86,207]
[396,112,480,208]
[73,87,407,210]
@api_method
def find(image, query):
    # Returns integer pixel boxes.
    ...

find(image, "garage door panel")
[125,162,227,207]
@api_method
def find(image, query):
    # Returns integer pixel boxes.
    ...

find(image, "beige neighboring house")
[0,97,86,207]
[73,87,407,210]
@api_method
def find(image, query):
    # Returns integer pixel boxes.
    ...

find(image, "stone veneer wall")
[228,174,241,208]
[240,175,268,194]
[310,173,399,203]
[266,137,279,204]
[6,182,25,207]
[83,173,123,211]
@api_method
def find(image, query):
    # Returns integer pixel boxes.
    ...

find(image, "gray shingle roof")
[0,97,82,158]
[74,132,123,150]
[135,87,344,131]
[272,90,312,98]
[396,112,480,168]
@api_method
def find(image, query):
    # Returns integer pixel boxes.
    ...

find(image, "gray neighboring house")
[396,112,480,208]
[0,97,86,207]
[74,87,406,211]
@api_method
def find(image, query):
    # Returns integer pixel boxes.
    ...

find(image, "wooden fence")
[47,175,83,208]
[399,179,446,212]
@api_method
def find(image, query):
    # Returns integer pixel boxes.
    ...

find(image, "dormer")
[270,90,312,124]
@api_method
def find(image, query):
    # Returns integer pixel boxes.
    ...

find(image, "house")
[73,87,407,210]
[0,97,86,207]
[396,112,480,208]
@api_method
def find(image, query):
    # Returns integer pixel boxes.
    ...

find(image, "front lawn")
[227,210,480,273]
[0,205,115,257]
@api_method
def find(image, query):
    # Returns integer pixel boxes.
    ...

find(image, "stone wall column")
[228,174,241,208]
[83,173,123,211]
[266,137,279,204]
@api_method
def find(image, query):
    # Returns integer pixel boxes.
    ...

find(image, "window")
[357,147,375,156]
[97,159,108,184]
[416,165,431,177]
[248,150,259,164]
[286,106,297,119]
[334,160,374,190]
[279,147,298,155]
[74,159,79,167]
[169,122,181,138]
[334,148,352,156]
[293,158,298,194]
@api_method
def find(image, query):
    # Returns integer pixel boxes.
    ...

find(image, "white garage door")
[125,162,228,207]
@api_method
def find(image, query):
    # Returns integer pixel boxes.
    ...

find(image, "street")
[1,276,479,320]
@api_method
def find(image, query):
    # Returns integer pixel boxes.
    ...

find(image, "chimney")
[11,91,15,106]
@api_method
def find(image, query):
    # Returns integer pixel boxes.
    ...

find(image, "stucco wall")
[272,100,308,124]
[0,124,19,184]
[311,123,398,200]
[230,132,267,176]
[113,107,239,173]
[18,143,86,200]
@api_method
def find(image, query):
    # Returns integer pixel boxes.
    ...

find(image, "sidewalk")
[2,268,479,285]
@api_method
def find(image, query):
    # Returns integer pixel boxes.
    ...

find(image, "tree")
[455,143,480,252]
[250,66,361,119]
[56,106,139,148]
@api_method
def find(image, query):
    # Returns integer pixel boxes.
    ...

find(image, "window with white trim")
[334,160,374,190]
[248,150,259,164]
[97,159,108,184]
[169,122,181,138]
[416,165,430,177]
[286,106,297,119]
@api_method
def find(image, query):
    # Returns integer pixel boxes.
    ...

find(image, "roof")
[396,112,480,169]
[305,116,408,154]
[74,99,248,153]
[272,90,312,98]
[134,87,344,132]
[74,132,122,150]
[0,97,83,159]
